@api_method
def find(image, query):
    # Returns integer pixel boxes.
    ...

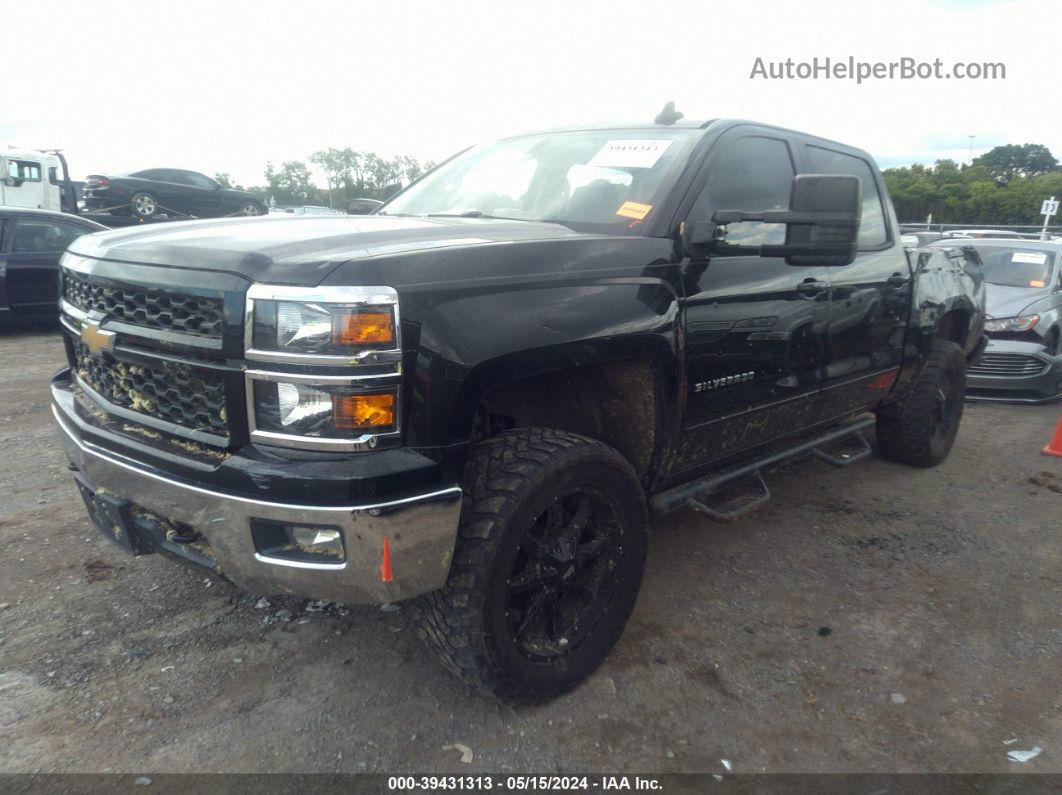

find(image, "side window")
[163,171,192,185]
[12,219,91,254]
[8,160,43,182]
[806,146,888,247]
[184,172,215,189]
[692,136,794,246]
[138,169,180,183]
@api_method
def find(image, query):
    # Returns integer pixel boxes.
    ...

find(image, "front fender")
[402,277,683,450]
[910,246,985,352]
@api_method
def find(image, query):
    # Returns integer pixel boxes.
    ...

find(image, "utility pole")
[968,135,976,165]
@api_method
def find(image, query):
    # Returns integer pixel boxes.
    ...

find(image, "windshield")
[381,129,700,234]
[976,245,1056,288]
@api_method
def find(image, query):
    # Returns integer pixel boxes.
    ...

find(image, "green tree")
[264,160,316,205]
[883,146,1062,228]
[973,144,1059,185]
[307,148,435,203]
[397,154,432,184]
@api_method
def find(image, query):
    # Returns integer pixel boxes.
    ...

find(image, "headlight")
[253,300,396,355]
[252,381,396,439]
[984,315,1039,333]
[245,285,401,451]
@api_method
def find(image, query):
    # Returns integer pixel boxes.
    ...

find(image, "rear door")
[802,144,912,415]
[142,170,193,215]
[5,216,96,316]
[672,130,833,477]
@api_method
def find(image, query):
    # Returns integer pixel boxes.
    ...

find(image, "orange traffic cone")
[1043,418,1062,457]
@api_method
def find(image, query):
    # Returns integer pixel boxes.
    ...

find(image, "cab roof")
[506,118,875,161]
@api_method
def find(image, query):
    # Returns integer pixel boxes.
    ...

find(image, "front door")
[180,172,224,216]
[672,132,832,478]
[2,158,49,210]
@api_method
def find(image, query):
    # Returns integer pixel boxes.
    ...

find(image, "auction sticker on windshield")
[588,139,674,169]
[616,201,653,220]
[1013,251,1048,264]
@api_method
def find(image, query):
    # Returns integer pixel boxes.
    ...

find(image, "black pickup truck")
[51,113,985,702]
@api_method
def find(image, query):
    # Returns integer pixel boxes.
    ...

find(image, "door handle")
[886,273,910,287]
[796,279,828,296]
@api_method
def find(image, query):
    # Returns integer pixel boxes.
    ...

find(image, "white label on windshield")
[588,139,674,169]
[1012,251,1048,264]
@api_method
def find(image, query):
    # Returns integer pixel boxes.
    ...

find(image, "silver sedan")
[931,238,1062,403]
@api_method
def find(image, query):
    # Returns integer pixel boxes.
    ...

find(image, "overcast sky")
[5,0,1058,185]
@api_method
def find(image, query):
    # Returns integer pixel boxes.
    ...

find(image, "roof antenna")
[654,101,684,125]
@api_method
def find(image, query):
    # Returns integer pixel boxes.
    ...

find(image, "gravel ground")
[1,323,1059,774]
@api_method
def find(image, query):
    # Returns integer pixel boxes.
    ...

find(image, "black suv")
[52,114,984,702]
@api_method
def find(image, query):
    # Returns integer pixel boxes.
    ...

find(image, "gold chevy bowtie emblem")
[80,321,116,355]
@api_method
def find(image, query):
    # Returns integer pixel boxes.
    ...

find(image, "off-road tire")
[416,428,648,703]
[876,339,966,467]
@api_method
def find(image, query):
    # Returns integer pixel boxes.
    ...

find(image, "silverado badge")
[80,321,116,355]
[693,371,756,393]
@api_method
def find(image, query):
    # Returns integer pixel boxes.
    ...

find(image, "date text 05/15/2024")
[386,775,664,791]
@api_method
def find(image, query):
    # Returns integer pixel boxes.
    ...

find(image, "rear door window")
[805,146,888,247]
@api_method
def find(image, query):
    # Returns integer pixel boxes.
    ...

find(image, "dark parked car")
[932,238,1062,402]
[82,169,267,219]
[346,198,383,215]
[0,208,105,324]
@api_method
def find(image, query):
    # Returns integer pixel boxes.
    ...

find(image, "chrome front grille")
[72,339,229,436]
[63,270,225,338]
[969,352,1047,377]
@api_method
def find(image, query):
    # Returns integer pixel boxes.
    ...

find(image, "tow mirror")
[682,174,862,266]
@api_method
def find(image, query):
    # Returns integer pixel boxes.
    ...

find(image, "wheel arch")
[466,350,672,484]
[935,306,973,348]
[405,324,681,489]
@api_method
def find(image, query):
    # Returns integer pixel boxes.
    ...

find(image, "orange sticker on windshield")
[1030,280,1046,287]
[616,201,653,221]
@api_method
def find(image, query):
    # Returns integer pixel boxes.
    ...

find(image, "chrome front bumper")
[54,405,462,604]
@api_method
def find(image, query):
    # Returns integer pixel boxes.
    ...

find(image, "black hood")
[69,215,592,285]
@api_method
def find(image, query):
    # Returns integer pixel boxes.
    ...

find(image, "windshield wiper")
[425,211,515,219]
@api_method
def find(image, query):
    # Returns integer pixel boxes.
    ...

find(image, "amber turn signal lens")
[332,393,396,431]
[331,309,395,347]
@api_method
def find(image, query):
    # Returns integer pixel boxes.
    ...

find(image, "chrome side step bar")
[651,416,876,521]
